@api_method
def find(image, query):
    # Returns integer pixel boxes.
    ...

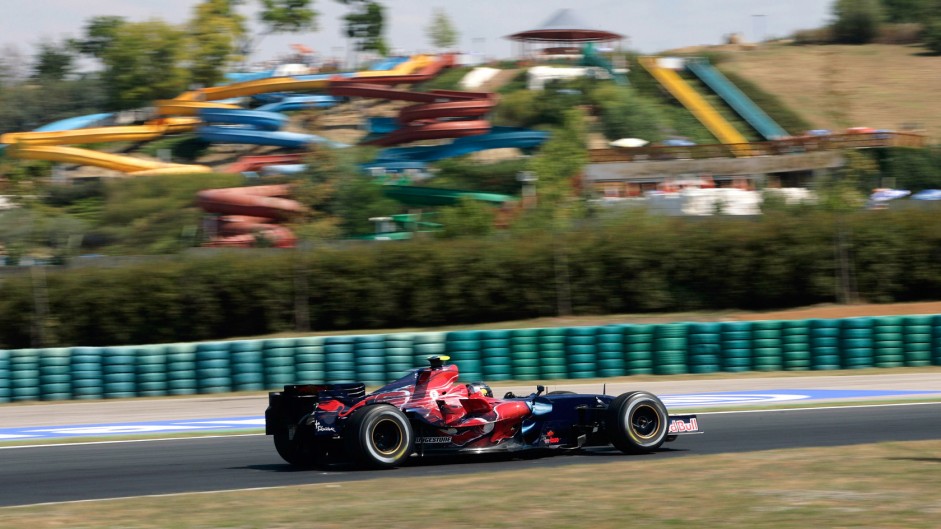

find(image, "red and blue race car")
[266,356,701,468]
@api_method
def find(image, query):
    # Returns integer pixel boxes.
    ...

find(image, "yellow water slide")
[1,118,209,175]
[5,145,211,175]
[354,54,434,78]
[639,56,749,155]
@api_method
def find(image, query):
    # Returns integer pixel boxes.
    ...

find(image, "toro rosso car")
[266,356,701,469]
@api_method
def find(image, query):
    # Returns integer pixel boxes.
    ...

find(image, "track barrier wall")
[2,315,941,402]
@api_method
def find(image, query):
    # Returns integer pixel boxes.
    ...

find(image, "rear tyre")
[606,391,669,454]
[273,429,325,468]
[347,405,413,469]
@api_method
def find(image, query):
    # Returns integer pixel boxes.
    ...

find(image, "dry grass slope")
[720,43,941,139]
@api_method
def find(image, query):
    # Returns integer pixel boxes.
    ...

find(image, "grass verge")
[2,440,940,528]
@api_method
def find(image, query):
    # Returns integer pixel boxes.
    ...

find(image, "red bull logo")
[668,417,700,433]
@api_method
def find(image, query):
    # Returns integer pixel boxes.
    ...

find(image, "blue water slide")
[256,95,340,112]
[196,107,347,148]
[1,112,115,153]
[33,112,115,132]
[199,108,287,131]
[685,58,789,140]
[224,70,275,83]
[369,56,409,71]
[373,127,550,164]
[198,126,343,148]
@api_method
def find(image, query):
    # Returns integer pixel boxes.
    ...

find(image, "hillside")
[717,43,941,139]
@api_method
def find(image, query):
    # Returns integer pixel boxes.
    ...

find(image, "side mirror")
[535,385,545,396]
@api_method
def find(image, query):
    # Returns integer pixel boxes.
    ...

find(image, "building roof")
[507,8,624,42]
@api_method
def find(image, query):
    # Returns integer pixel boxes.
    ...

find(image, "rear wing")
[265,383,366,435]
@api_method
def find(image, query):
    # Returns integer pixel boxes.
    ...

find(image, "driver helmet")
[466,382,494,398]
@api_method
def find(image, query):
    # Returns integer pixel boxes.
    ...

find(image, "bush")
[6,207,941,347]
[874,22,925,44]
[832,0,885,44]
[925,18,941,54]
[793,27,835,44]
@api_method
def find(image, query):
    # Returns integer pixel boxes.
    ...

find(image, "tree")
[814,150,873,212]
[70,16,126,60]
[240,0,319,58]
[831,0,884,44]
[426,8,458,49]
[339,1,389,56]
[99,20,190,109]
[881,0,940,22]
[187,0,248,87]
[526,108,588,214]
[32,40,75,81]
[925,18,941,54]
[436,197,495,238]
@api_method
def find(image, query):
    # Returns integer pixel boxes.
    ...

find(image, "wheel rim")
[630,404,661,440]
[371,418,404,456]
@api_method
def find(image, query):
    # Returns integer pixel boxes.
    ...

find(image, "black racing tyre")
[273,429,324,468]
[606,391,669,454]
[346,404,413,469]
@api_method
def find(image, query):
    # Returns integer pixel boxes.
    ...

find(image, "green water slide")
[382,185,514,207]
[581,43,628,85]
[685,57,789,140]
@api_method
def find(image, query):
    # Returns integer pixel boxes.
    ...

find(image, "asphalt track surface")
[3,402,941,507]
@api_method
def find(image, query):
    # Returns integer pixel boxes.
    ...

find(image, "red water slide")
[329,82,497,146]
[196,185,305,248]
[224,153,306,174]
[328,56,499,147]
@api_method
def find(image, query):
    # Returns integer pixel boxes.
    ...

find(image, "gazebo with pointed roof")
[506,8,624,57]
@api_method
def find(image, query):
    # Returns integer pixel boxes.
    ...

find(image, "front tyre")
[606,391,669,454]
[347,405,414,469]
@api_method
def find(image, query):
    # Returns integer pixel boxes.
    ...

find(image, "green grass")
[3,440,940,528]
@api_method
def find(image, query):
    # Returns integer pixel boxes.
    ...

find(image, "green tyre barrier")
[11,349,41,401]
[325,368,357,383]
[294,370,326,384]
[0,350,10,403]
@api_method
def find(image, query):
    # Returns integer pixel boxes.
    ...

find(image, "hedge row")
[3,316,940,402]
[4,209,941,348]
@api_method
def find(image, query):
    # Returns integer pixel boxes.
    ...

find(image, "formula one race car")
[265,356,701,469]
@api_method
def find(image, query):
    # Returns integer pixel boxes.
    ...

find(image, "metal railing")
[589,132,928,163]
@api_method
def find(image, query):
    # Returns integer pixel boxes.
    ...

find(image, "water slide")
[329,81,496,146]
[371,127,550,165]
[639,57,750,155]
[381,185,514,207]
[581,43,627,85]
[224,153,306,174]
[685,58,788,140]
[197,107,345,148]
[1,54,447,176]
[5,145,212,175]
[196,184,305,248]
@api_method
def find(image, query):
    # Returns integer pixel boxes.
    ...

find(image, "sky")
[2,0,834,68]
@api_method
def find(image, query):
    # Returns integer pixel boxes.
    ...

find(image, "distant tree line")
[802,0,941,52]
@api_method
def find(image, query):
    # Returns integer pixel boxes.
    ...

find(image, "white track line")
[696,400,941,415]
[0,433,263,451]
